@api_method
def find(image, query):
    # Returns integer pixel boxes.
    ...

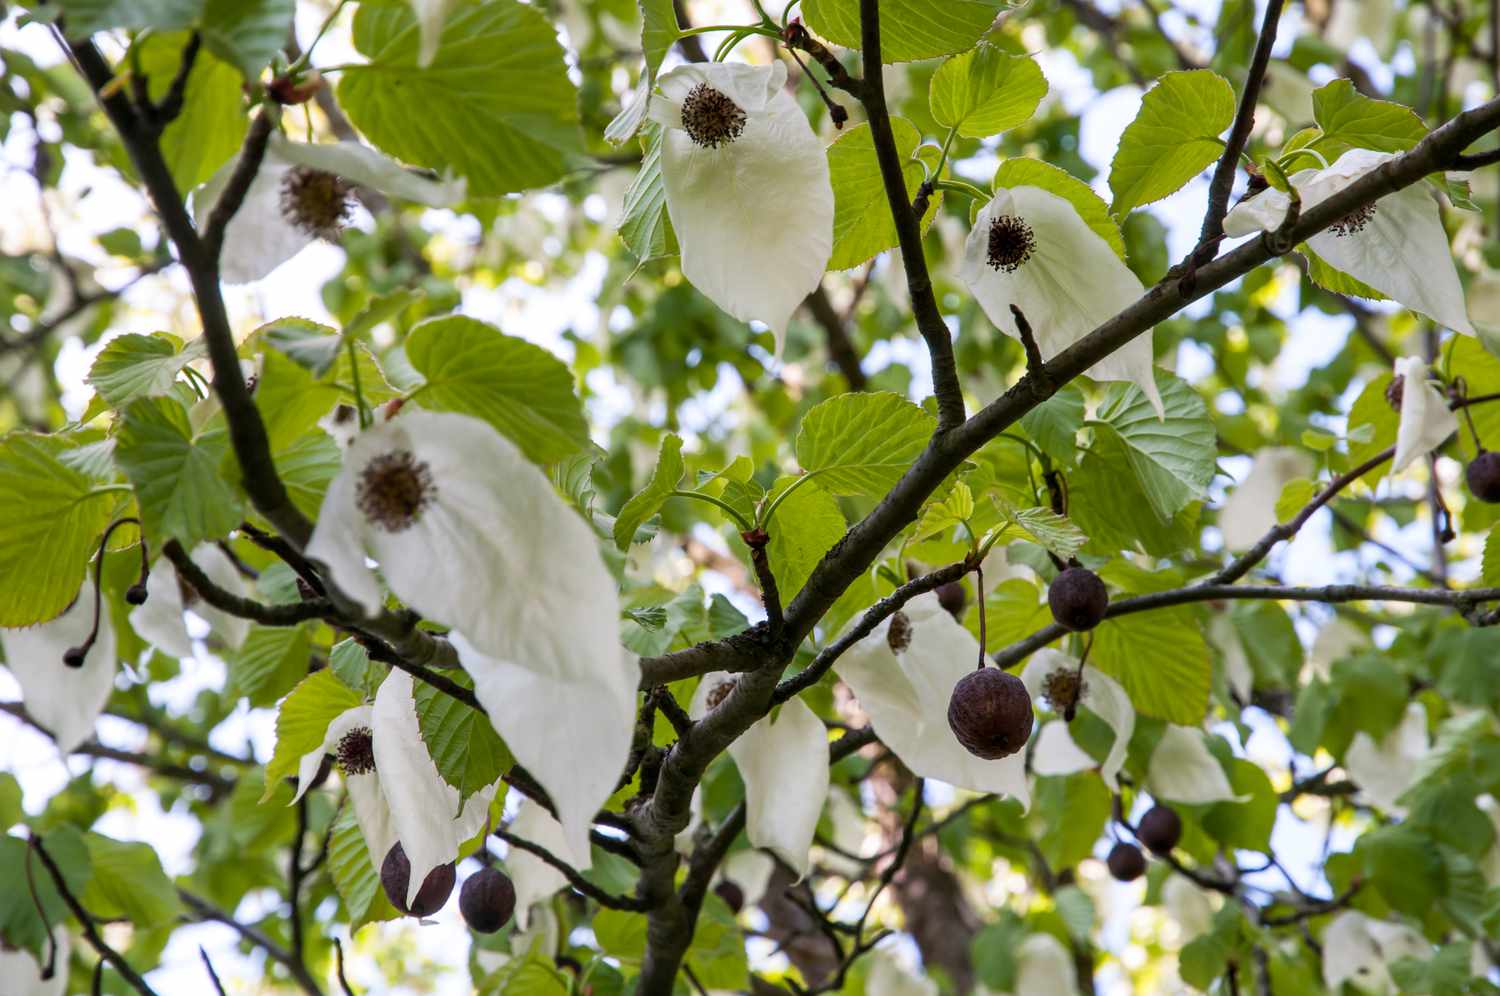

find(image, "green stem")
[932,125,960,181]
[288,0,350,75]
[85,484,136,500]
[346,338,371,430]
[933,178,992,203]
[677,23,781,39]
[669,490,753,533]
[758,470,826,529]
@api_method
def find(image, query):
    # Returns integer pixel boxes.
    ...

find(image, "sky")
[0,0,1485,991]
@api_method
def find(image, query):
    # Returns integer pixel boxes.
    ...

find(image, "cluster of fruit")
[380,842,517,933]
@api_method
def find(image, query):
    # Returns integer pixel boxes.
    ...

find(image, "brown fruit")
[1467,451,1500,503]
[935,580,967,618]
[947,668,1033,760]
[714,880,745,914]
[1048,567,1108,631]
[381,843,456,918]
[459,866,516,934]
[1107,842,1146,882]
[1138,805,1182,855]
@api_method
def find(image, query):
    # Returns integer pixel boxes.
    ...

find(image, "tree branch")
[1197,0,1286,251]
[493,828,652,911]
[162,540,331,625]
[854,0,965,430]
[31,837,160,996]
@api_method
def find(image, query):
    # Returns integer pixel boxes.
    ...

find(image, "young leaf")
[86,333,205,409]
[262,668,365,800]
[827,118,941,270]
[1310,78,1427,157]
[80,833,183,926]
[929,45,1047,139]
[199,0,294,79]
[618,125,678,263]
[613,434,686,550]
[1091,608,1211,725]
[765,476,846,604]
[1108,69,1237,217]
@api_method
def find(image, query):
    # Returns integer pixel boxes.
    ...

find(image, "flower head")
[960,184,1163,416]
[195,134,466,284]
[1,587,116,754]
[646,61,834,355]
[129,544,251,658]
[1390,356,1458,474]
[690,672,829,878]
[1020,649,1134,791]
[839,594,1031,807]
[292,671,497,908]
[1224,149,1472,334]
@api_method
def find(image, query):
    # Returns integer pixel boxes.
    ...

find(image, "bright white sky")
[0,0,1487,991]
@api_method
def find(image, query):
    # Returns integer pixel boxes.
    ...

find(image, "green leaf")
[1108,70,1237,216]
[1347,373,1399,485]
[1092,607,1210,724]
[227,625,310,707]
[1019,384,1085,468]
[1091,374,1215,522]
[993,158,1125,260]
[1442,336,1500,461]
[1310,78,1427,157]
[328,804,401,930]
[929,45,1047,139]
[1359,824,1445,917]
[1274,478,1317,522]
[139,32,249,190]
[971,915,1025,991]
[995,501,1087,560]
[412,670,513,807]
[262,668,364,801]
[618,125,678,263]
[0,434,120,626]
[1230,600,1303,689]
[614,434,685,550]
[339,0,579,196]
[405,316,590,464]
[274,432,342,521]
[86,333,204,408]
[1485,527,1500,586]
[685,893,750,990]
[81,832,183,926]
[200,0,294,78]
[795,391,935,497]
[766,476,846,605]
[1202,757,1278,853]
[0,829,90,959]
[1069,432,1201,557]
[57,0,200,38]
[801,0,1006,62]
[964,578,1051,649]
[1303,244,1387,300]
[116,397,247,547]
[827,118,941,270]
[1036,773,1111,869]
[913,481,975,543]
[258,318,344,377]
[594,907,648,962]
[255,348,342,453]
[638,0,678,76]
[0,773,21,831]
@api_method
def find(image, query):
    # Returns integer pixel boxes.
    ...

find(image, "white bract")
[1207,614,1253,703]
[866,947,939,996]
[1224,149,1472,334]
[1343,702,1429,817]
[1146,726,1245,804]
[1,588,115,754]
[129,544,251,657]
[1307,616,1369,681]
[647,61,833,354]
[1390,356,1458,475]
[960,185,1163,416]
[716,848,776,909]
[292,671,497,907]
[1218,447,1314,550]
[838,594,1030,807]
[1020,649,1134,791]
[196,133,466,284]
[506,798,589,931]
[0,927,68,996]
[1322,911,1429,995]
[408,0,459,67]
[307,407,630,860]
[1014,933,1078,996]
[690,673,829,878]
[1163,875,1216,941]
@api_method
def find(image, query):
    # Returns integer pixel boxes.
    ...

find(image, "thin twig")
[493,829,653,911]
[199,947,228,996]
[31,837,160,996]
[163,539,331,625]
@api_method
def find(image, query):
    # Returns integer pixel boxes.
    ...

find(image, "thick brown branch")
[163,540,331,625]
